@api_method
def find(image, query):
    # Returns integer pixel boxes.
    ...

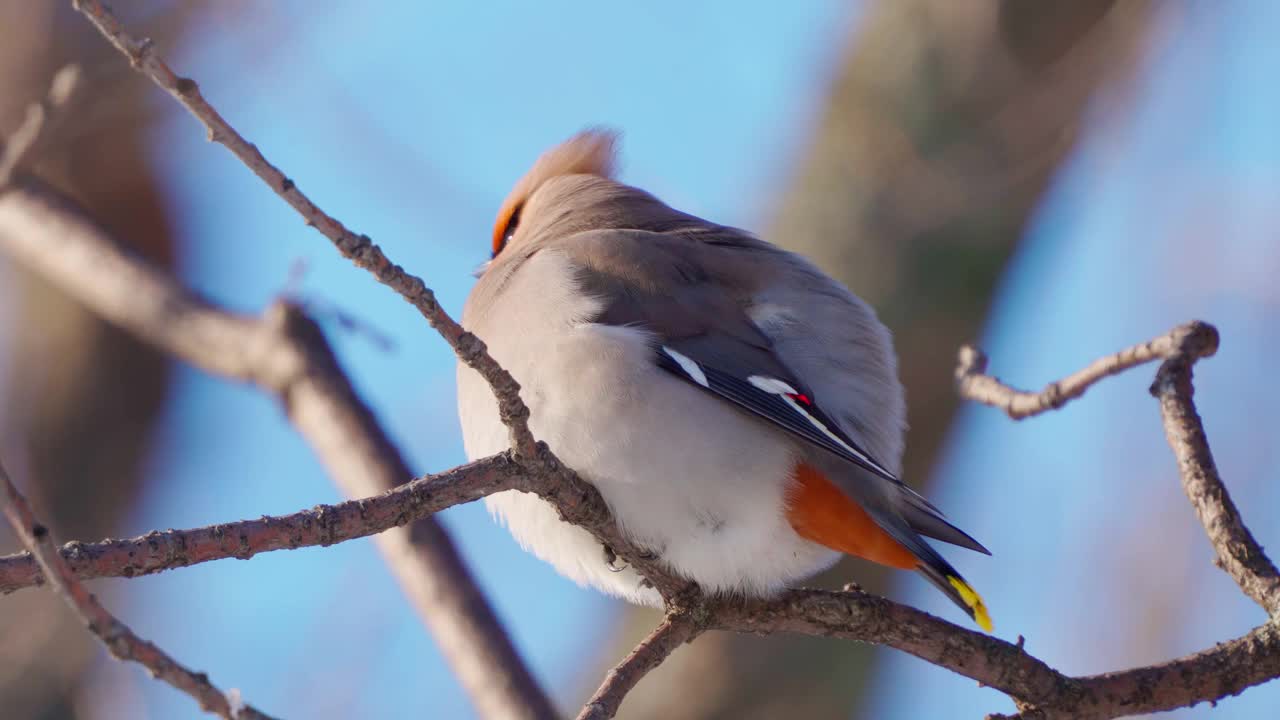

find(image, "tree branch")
[956,321,1219,419]
[0,454,523,594]
[0,178,554,717]
[1,457,277,720]
[70,0,537,459]
[578,612,705,720]
[6,481,1278,720]
[718,589,1280,720]
[0,64,79,184]
[1151,350,1280,616]
[953,320,1280,717]
[957,319,1280,617]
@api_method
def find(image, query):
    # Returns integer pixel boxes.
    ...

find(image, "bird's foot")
[603,544,628,572]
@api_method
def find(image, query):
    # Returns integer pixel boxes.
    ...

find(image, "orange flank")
[786,462,917,569]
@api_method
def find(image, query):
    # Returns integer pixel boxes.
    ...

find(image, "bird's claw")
[603,545,628,572]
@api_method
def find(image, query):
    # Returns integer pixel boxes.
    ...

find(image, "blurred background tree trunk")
[0,3,201,717]
[598,2,1160,717]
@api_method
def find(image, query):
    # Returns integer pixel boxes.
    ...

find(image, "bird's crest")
[491,128,619,257]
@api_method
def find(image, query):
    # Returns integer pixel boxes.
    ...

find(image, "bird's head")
[490,128,620,260]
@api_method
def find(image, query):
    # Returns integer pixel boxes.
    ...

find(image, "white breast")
[456,251,838,606]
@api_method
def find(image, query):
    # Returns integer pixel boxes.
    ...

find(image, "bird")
[456,129,992,631]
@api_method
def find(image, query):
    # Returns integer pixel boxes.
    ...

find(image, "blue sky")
[58,2,1280,718]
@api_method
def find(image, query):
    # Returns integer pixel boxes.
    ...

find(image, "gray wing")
[553,228,900,483]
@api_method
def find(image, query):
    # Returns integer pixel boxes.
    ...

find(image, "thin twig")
[956,321,1218,419]
[1151,351,1280,616]
[0,65,79,184]
[70,0,537,458]
[577,612,704,720]
[0,458,276,720]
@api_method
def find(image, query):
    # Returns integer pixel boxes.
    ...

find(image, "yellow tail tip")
[947,575,994,633]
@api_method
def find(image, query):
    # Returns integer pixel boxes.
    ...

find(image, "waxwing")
[456,130,993,631]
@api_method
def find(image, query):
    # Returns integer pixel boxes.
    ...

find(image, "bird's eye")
[491,202,524,258]
[502,204,523,244]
